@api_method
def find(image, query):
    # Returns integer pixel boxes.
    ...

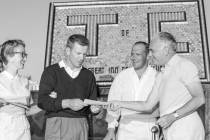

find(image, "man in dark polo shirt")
[38,34,99,140]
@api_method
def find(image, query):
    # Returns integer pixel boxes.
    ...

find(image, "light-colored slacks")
[117,118,156,140]
[164,112,205,140]
[45,117,88,140]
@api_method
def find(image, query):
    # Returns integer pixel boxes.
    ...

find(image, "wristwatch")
[172,112,180,119]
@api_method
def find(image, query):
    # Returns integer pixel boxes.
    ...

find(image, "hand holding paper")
[108,100,122,111]
[84,99,123,111]
[84,99,109,106]
[62,99,87,111]
[90,105,101,114]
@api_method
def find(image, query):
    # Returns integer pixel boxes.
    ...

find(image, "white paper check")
[84,99,109,106]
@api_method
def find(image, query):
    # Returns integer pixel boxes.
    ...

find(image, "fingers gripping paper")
[84,99,109,106]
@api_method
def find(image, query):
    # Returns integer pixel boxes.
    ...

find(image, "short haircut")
[66,34,89,49]
[0,39,25,65]
[158,32,177,51]
[133,41,149,54]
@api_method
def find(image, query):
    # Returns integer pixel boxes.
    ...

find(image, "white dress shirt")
[157,54,204,140]
[59,60,82,79]
[158,54,199,116]
[106,66,158,140]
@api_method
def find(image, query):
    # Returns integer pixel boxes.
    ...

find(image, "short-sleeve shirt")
[107,66,157,117]
[158,54,200,116]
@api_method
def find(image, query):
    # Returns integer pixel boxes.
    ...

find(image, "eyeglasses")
[13,52,28,58]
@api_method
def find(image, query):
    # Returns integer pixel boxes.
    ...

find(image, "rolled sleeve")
[105,75,122,128]
[180,61,200,85]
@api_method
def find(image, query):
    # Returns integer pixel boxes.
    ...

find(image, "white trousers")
[164,112,205,140]
[117,119,155,140]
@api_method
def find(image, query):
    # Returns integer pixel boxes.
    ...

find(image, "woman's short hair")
[0,39,25,65]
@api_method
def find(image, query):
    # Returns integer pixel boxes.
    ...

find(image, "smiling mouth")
[78,61,84,65]
[132,61,138,63]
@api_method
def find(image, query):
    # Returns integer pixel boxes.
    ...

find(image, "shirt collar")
[59,60,66,68]
[2,70,17,80]
[59,60,82,72]
[132,65,152,76]
[165,54,180,68]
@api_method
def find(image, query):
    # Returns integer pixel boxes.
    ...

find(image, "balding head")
[149,32,177,65]
[157,32,177,51]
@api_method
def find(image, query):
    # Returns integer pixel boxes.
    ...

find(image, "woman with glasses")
[0,39,40,140]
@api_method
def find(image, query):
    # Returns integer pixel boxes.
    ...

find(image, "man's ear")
[163,45,170,56]
[65,47,71,56]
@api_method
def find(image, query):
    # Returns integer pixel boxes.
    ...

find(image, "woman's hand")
[90,105,101,114]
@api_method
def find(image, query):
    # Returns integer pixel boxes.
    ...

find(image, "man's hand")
[62,99,87,111]
[108,101,122,111]
[90,105,101,114]
[103,128,116,140]
[157,113,176,129]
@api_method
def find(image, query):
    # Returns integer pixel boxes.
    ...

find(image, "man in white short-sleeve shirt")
[110,32,205,140]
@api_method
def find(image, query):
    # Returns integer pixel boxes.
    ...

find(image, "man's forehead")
[132,44,146,51]
[72,42,88,49]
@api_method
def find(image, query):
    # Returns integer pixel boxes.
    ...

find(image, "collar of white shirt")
[166,54,179,67]
[2,70,18,80]
[59,60,82,78]
[162,54,180,72]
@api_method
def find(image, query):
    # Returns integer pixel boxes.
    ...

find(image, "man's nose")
[80,54,85,60]
[147,52,154,65]
[148,51,152,57]
[130,55,136,61]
